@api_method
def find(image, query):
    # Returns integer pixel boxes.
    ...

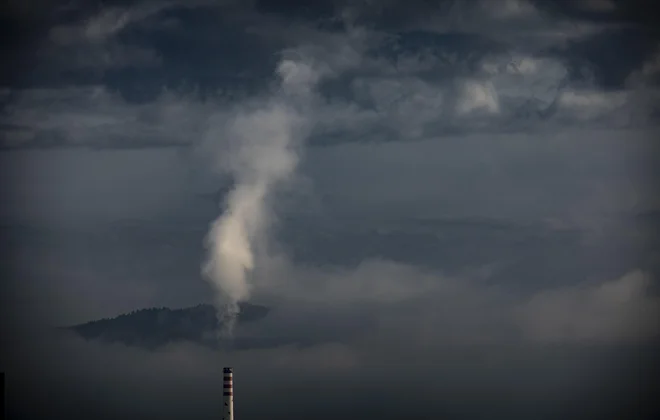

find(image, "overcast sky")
[1,0,660,419]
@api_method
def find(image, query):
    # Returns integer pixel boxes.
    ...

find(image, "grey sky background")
[1,0,659,419]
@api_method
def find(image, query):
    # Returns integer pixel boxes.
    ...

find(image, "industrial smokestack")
[223,367,234,420]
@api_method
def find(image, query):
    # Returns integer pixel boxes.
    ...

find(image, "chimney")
[223,367,234,420]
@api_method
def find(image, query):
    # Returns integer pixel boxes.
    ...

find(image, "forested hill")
[66,303,269,349]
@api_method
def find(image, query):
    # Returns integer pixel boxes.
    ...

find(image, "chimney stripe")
[222,367,234,420]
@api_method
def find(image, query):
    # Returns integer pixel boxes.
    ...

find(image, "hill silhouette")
[66,303,269,349]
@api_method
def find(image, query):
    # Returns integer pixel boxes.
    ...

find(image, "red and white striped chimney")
[223,367,234,420]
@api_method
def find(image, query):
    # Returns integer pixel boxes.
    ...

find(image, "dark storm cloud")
[531,0,658,27]
[2,0,658,149]
[2,0,263,90]
[546,27,660,89]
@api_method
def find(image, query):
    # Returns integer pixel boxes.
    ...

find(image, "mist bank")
[2,318,659,420]
[2,256,659,419]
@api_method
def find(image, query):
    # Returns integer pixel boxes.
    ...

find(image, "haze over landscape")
[1,0,659,419]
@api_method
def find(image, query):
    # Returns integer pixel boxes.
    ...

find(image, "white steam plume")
[202,55,323,337]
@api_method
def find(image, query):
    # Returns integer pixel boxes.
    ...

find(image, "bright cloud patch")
[517,270,660,343]
[456,79,500,115]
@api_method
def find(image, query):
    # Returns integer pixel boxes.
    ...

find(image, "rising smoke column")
[202,56,323,337]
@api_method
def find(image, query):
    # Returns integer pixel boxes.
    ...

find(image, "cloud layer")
[2,0,659,149]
